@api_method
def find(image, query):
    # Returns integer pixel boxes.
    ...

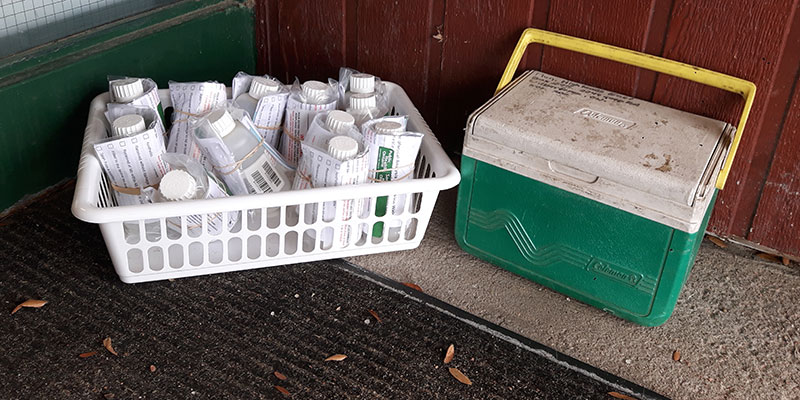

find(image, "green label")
[373,146,394,236]
[375,146,394,181]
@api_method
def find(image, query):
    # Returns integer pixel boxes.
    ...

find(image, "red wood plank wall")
[254,0,800,257]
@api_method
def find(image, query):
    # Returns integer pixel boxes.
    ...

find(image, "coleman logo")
[589,260,641,286]
[574,108,636,129]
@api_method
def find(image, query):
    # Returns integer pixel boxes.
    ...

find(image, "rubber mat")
[0,182,666,399]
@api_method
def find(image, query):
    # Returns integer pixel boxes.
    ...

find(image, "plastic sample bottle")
[328,136,359,161]
[234,77,281,118]
[374,120,404,134]
[159,169,198,201]
[350,93,377,111]
[111,114,147,137]
[110,78,144,103]
[326,110,355,134]
[350,73,375,94]
[302,80,332,104]
[344,73,376,107]
[348,93,380,126]
[206,109,277,194]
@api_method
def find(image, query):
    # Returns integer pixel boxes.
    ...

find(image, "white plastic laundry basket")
[72,82,460,283]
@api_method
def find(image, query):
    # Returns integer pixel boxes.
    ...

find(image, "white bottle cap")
[374,121,404,134]
[111,78,144,103]
[349,93,377,110]
[206,109,236,138]
[111,114,146,136]
[350,73,375,94]
[327,136,359,161]
[302,80,330,104]
[326,110,355,134]
[159,169,197,201]
[249,76,281,99]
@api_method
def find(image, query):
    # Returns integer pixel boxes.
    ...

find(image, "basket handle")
[496,28,756,190]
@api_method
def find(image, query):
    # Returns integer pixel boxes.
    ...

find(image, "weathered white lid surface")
[464,71,734,233]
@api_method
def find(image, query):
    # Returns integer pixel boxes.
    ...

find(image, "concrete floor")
[349,188,800,400]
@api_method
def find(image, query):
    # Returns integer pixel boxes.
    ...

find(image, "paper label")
[94,129,168,206]
[363,118,423,235]
[252,93,290,149]
[293,138,370,248]
[281,96,337,166]
[167,81,227,169]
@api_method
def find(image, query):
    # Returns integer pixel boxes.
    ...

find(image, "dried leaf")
[325,354,347,362]
[756,252,781,263]
[149,365,156,372]
[79,351,97,358]
[103,337,118,356]
[782,256,790,266]
[11,299,48,314]
[672,350,681,362]
[608,392,637,400]
[707,236,727,248]
[401,282,423,292]
[448,367,472,385]
[444,344,455,364]
[275,385,290,396]
[274,371,287,381]
[368,309,382,323]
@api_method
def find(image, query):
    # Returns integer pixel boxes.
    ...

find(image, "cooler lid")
[464,70,734,232]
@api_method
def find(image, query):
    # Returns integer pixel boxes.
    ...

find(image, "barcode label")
[242,153,285,194]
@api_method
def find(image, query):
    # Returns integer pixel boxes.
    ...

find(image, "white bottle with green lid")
[111,114,147,137]
[206,109,285,194]
[233,76,282,118]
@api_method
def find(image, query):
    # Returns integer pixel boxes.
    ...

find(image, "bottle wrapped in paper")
[105,105,166,140]
[362,116,423,238]
[231,72,290,150]
[192,107,294,196]
[93,117,168,206]
[142,153,239,236]
[280,79,338,167]
[167,81,227,170]
[293,111,370,249]
[108,76,166,132]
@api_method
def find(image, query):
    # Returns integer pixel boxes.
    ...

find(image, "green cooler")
[455,29,756,326]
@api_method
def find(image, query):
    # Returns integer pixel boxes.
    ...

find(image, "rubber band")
[171,110,208,125]
[212,136,267,176]
[367,170,413,183]
[296,170,314,189]
[367,162,415,175]
[111,183,158,196]
[255,124,281,131]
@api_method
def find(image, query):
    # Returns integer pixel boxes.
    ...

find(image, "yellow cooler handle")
[497,28,756,190]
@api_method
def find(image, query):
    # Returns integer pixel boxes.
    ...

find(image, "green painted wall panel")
[0,2,255,210]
